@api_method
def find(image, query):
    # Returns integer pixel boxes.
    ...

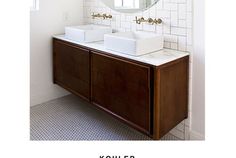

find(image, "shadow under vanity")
[52,0,189,140]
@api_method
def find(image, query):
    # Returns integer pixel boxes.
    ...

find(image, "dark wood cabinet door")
[53,40,90,100]
[91,52,151,134]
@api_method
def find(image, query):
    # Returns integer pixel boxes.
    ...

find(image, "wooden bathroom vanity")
[53,37,189,140]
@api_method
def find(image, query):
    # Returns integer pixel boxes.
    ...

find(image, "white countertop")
[53,35,189,67]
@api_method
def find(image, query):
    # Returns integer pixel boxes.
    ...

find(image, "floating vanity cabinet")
[53,40,90,101]
[53,38,189,140]
[91,52,151,134]
[152,58,188,139]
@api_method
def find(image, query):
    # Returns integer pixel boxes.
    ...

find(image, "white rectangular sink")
[104,31,164,56]
[65,25,112,43]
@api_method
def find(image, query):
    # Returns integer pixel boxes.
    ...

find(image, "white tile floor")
[30,94,181,140]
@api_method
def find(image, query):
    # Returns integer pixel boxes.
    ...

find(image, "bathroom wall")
[191,0,205,140]
[83,0,193,140]
[30,0,84,106]
[84,0,192,52]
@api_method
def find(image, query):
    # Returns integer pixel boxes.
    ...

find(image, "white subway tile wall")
[83,0,192,52]
[83,0,193,140]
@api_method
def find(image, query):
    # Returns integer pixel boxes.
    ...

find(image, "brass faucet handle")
[157,18,162,24]
[107,14,112,19]
[147,18,154,24]
[92,12,101,18]
[154,18,162,24]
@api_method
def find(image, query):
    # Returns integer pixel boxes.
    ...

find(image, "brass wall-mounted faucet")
[134,16,162,25]
[92,12,112,20]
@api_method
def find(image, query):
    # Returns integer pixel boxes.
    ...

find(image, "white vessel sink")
[104,31,164,56]
[65,25,112,43]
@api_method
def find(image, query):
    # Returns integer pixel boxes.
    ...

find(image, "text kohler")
[99,156,135,158]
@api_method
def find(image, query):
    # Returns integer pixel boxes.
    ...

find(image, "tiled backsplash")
[83,0,192,140]
[83,0,192,52]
